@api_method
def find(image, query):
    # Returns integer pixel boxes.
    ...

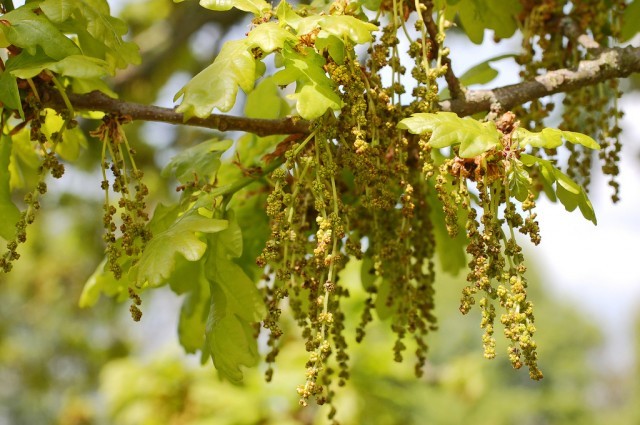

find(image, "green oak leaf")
[174,261,210,353]
[514,127,599,150]
[79,255,132,307]
[514,127,563,149]
[621,0,640,41]
[245,77,288,119]
[7,127,40,190]
[398,112,500,158]
[39,0,140,70]
[1,6,80,60]
[175,40,255,119]
[40,0,78,23]
[0,134,20,240]
[560,130,600,150]
[275,0,302,29]
[295,15,377,44]
[452,0,520,44]
[9,55,110,80]
[273,45,342,119]
[0,71,22,118]
[131,213,228,287]
[203,219,265,383]
[245,22,297,52]
[162,139,233,184]
[196,0,271,15]
[508,161,531,203]
[520,154,596,224]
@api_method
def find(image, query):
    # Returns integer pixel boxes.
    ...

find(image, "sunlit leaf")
[131,213,228,287]
[560,131,600,150]
[0,6,80,60]
[508,161,531,202]
[0,134,20,240]
[273,45,342,119]
[197,0,271,15]
[398,112,500,158]
[245,22,297,52]
[520,154,596,224]
[175,40,255,119]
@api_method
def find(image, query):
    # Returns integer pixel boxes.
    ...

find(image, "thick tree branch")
[41,88,311,136]
[41,44,639,136]
[440,44,640,116]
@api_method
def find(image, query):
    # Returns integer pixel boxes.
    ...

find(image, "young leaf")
[513,127,563,149]
[520,154,596,224]
[39,0,77,23]
[162,139,233,184]
[245,21,296,52]
[1,6,80,60]
[9,55,110,80]
[175,40,256,119]
[0,71,22,118]
[196,0,271,15]
[130,213,228,287]
[174,263,210,353]
[508,161,531,203]
[398,112,500,158]
[560,131,600,150]
[79,257,131,307]
[514,127,599,150]
[0,134,20,240]
[621,0,640,41]
[245,77,288,119]
[273,45,342,119]
[203,221,265,383]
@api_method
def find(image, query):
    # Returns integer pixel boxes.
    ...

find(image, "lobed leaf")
[520,154,596,224]
[398,112,500,158]
[514,127,599,150]
[40,0,141,70]
[273,45,342,119]
[203,219,265,383]
[1,6,80,60]
[197,0,271,15]
[0,134,20,240]
[162,139,233,184]
[175,40,255,119]
[131,213,228,287]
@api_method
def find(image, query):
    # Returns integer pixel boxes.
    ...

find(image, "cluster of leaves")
[0,0,638,423]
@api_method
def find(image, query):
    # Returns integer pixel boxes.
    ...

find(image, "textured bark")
[42,44,640,137]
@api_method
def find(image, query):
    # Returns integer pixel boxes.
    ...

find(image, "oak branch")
[42,44,640,137]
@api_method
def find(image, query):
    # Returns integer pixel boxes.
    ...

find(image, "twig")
[41,88,310,137]
[423,2,464,99]
[40,44,640,136]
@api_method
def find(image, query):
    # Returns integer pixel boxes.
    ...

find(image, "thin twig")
[39,44,640,136]
[423,1,464,99]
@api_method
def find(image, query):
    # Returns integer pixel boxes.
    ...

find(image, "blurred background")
[1,1,640,424]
